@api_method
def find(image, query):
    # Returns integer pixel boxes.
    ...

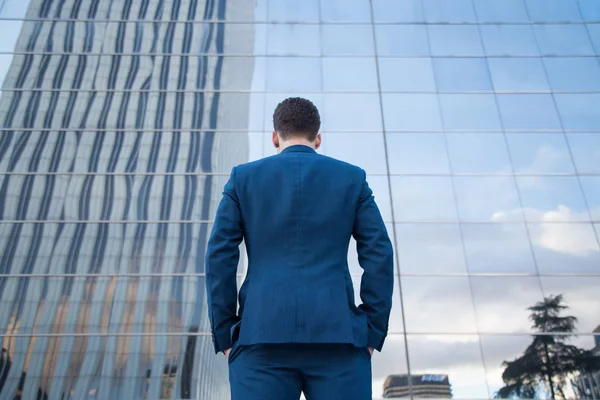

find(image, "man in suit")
[205,97,394,399]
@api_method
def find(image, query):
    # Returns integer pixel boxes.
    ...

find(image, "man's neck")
[278,140,315,153]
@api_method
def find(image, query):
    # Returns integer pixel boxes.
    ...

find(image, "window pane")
[322,57,378,91]
[447,133,512,173]
[530,225,600,273]
[533,25,595,55]
[0,0,31,18]
[517,177,590,222]
[371,0,424,22]
[543,57,600,90]
[375,25,430,55]
[497,94,561,130]
[433,58,492,91]
[0,54,17,88]
[454,177,522,221]
[462,223,537,273]
[320,0,372,22]
[402,277,478,333]
[525,0,582,22]
[472,277,545,333]
[488,58,550,91]
[406,335,489,399]
[0,20,22,53]
[386,133,450,174]
[382,94,442,131]
[540,277,600,333]
[249,92,267,132]
[586,24,600,54]
[322,24,375,55]
[579,0,600,20]
[428,25,485,56]
[391,177,458,221]
[265,57,321,91]
[322,94,382,131]
[480,25,539,56]
[567,133,600,173]
[506,133,575,173]
[248,132,267,161]
[439,94,502,130]
[472,0,530,22]
[396,223,467,274]
[378,58,436,91]
[580,177,600,220]
[322,132,388,175]
[223,23,267,55]
[268,0,319,21]
[555,94,600,130]
[267,24,320,55]
[423,0,477,22]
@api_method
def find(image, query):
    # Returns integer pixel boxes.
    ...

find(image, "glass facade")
[1,0,599,399]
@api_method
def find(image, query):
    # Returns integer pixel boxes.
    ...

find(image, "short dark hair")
[273,97,321,141]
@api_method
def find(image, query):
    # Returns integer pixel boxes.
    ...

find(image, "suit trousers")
[228,343,372,400]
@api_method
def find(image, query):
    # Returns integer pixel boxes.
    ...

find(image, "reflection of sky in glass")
[1,0,600,398]
[506,133,575,173]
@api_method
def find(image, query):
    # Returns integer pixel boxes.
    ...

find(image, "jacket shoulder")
[231,155,276,175]
[317,154,366,179]
[232,153,365,180]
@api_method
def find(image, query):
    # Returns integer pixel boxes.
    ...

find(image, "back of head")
[273,97,321,141]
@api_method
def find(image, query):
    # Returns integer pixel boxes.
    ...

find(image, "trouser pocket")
[228,340,246,364]
[362,346,372,360]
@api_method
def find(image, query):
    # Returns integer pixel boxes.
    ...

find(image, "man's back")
[233,145,391,346]
[205,97,394,400]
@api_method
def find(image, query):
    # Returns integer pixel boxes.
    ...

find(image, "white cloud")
[492,205,600,256]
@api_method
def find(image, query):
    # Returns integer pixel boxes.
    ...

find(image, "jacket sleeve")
[205,167,244,353]
[353,169,394,352]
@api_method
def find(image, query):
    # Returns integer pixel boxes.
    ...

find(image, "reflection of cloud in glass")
[517,177,590,221]
[392,177,458,221]
[492,206,599,257]
[402,277,478,333]
[396,223,467,274]
[463,223,537,274]
[471,277,545,333]
[454,177,521,221]
[506,133,574,174]
[531,220,599,259]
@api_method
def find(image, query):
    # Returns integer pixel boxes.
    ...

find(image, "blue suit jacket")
[205,145,394,354]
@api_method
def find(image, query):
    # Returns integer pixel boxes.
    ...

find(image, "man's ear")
[314,133,322,150]
[272,131,279,148]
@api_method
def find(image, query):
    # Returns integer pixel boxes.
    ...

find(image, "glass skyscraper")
[1,0,599,399]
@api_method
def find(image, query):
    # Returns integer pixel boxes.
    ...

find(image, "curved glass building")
[1,0,600,399]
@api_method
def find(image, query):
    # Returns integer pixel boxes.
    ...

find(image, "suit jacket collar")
[280,145,316,154]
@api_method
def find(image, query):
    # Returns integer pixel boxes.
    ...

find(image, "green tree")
[496,294,600,399]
